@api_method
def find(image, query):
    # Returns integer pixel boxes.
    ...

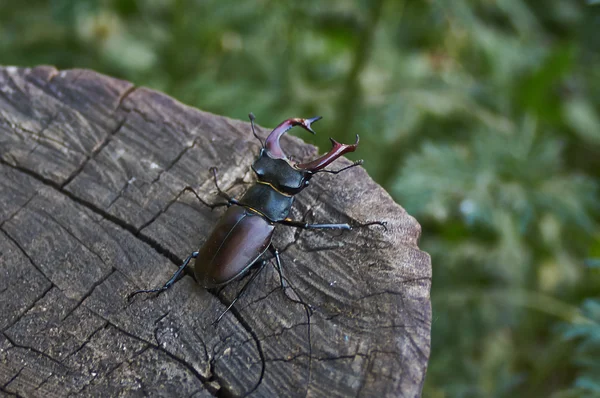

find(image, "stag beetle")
[129,114,385,322]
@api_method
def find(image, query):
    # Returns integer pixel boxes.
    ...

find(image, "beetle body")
[129,114,380,315]
[194,205,274,287]
[192,116,360,288]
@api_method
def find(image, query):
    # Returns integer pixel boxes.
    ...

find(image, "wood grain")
[0,66,431,397]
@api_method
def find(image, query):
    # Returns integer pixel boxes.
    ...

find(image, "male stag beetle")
[129,114,386,322]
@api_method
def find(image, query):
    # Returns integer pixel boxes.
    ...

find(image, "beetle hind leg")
[212,259,269,325]
[268,245,313,387]
[128,251,199,300]
[269,245,314,315]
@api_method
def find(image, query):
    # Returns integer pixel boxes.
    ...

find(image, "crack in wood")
[241,319,311,347]
[405,330,429,362]
[62,322,109,364]
[3,119,72,156]
[42,211,113,271]
[71,309,216,397]
[129,107,190,135]
[24,69,108,123]
[0,69,29,102]
[2,332,67,370]
[60,85,138,191]
[0,227,54,299]
[72,344,152,397]
[60,116,128,189]
[24,112,63,158]
[226,307,265,398]
[2,365,25,389]
[133,138,220,235]
[0,387,18,397]
[236,285,282,313]
[30,372,57,396]
[150,139,199,186]
[104,177,134,211]
[0,193,36,229]
[61,324,124,395]
[117,86,137,110]
[61,269,117,323]
[0,283,54,334]
[135,186,191,234]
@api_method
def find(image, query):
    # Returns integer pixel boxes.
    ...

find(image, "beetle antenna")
[249,113,264,147]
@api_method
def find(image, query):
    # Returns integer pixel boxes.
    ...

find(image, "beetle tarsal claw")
[373,221,388,231]
[351,220,388,231]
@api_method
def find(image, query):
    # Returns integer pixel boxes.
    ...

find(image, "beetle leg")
[181,165,242,209]
[314,159,363,175]
[268,245,313,386]
[181,186,231,209]
[128,251,199,300]
[209,167,240,206]
[268,245,287,289]
[278,218,387,231]
[212,259,269,325]
[268,245,314,315]
[249,112,264,147]
[278,219,352,230]
[356,220,388,230]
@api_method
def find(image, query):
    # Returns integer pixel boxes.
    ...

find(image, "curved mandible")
[296,134,360,172]
[265,116,322,159]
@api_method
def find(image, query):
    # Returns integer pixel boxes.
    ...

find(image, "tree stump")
[0,66,431,397]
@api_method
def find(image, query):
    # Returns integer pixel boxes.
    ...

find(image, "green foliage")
[561,299,600,398]
[1,0,599,396]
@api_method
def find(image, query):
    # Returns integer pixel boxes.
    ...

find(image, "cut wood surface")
[0,66,431,397]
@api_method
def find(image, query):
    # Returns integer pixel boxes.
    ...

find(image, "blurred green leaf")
[563,97,600,145]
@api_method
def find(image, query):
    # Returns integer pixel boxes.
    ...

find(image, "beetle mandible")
[129,114,385,322]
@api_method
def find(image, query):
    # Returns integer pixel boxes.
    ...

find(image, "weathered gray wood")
[0,66,431,397]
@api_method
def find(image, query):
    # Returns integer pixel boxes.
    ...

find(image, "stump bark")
[0,66,431,397]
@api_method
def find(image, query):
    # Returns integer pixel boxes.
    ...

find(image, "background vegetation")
[2,0,599,396]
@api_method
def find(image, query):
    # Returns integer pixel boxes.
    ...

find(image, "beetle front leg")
[278,218,387,231]
[314,160,363,175]
[278,219,351,230]
[279,219,386,230]
[248,112,264,147]
[182,187,232,209]
[209,167,241,206]
[128,251,199,300]
[181,167,242,209]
